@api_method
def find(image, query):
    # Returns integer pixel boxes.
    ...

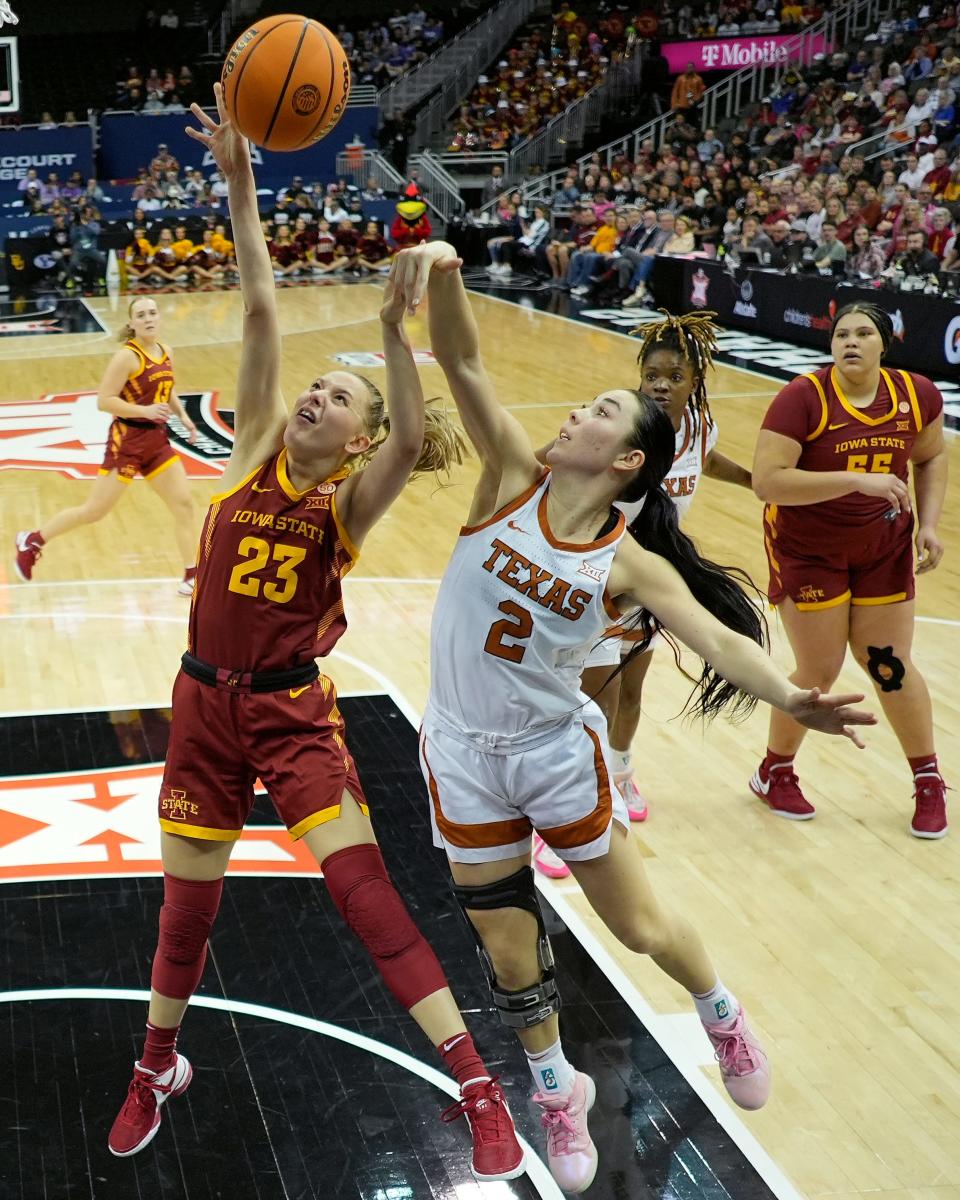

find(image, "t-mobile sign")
[663,34,831,73]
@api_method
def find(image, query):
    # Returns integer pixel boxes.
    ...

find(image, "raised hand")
[783,687,877,748]
[389,242,463,315]
[185,82,250,181]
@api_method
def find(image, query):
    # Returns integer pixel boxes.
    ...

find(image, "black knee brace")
[452,865,561,1029]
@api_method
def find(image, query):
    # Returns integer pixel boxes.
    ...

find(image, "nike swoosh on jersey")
[289,685,312,699]
[252,483,273,493]
[827,423,848,431]
[507,520,527,533]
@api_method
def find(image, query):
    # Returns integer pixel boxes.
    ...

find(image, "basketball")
[220,14,351,152]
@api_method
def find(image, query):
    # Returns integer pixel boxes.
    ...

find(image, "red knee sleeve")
[151,873,224,1001]
[321,844,448,1011]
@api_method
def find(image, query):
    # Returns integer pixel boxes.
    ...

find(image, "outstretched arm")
[608,539,877,744]
[186,85,285,477]
[409,242,542,506]
[336,255,438,547]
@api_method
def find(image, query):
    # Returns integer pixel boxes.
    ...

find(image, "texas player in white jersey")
[578,312,754,834]
[394,242,875,1194]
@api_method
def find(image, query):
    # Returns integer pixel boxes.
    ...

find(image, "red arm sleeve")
[760,375,824,444]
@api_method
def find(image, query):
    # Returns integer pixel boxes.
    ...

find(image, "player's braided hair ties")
[632,309,720,428]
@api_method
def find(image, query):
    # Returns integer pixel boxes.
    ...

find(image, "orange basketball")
[221,14,351,152]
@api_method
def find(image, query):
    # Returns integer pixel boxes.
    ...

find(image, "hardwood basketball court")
[1,281,957,1200]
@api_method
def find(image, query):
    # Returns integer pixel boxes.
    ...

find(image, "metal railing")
[208,0,259,55]
[406,150,467,224]
[335,147,407,193]
[841,122,911,163]
[505,49,644,178]
[701,0,892,129]
[379,0,539,119]
[334,146,452,227]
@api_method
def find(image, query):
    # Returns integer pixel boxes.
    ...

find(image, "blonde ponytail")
[356,374,467,483]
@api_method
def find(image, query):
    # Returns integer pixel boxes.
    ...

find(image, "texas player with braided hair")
[106,87,525,1185]
[751,301,948,836]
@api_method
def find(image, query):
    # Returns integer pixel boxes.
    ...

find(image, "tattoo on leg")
[866,644,905,693]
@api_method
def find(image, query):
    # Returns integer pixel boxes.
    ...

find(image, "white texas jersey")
[619,406,718,525]
[427,472,626,737]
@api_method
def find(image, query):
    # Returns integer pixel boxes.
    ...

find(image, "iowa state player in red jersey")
[14,296,200,595]
[751,302,949,836]
[106,86,525,1185]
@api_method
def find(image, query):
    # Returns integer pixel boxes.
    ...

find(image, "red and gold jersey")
[188,449,358,671]
[151,244,178,268]
[761,365,942,533]
[126,236,153,265]
[119,339,174,411]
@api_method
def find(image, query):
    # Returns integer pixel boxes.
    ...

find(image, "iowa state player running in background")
[107,87,525,1185]
[406,241,875,1194]
[14,297,200,595]
[751,302,949,837]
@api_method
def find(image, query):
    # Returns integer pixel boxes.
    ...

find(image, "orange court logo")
[0,390,235,479]
[0,764,318,882]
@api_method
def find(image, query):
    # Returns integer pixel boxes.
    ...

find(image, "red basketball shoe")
[108,1053,192,1157]
[13,530,43,582]
[749,761,815,819]
[910,772,948,839]
[441,1076,526,1181]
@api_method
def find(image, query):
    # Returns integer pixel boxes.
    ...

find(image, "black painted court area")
[0,697,779,1200]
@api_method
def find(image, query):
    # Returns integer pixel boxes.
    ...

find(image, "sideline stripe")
[0,986,561,1200]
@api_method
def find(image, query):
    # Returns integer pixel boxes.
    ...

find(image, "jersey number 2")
[484,600,533,663]
[228,536,306,605]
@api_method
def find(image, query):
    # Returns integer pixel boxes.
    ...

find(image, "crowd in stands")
[338,8,446,88]
[446,4,633,152]
[123,164,412,285]
[469,3,960,305]
[7,126,419,291]
[652,0,825,38]
[112,62,198,113]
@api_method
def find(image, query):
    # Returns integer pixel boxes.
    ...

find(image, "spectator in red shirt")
[836,195,867,248]
[923,147,951,195]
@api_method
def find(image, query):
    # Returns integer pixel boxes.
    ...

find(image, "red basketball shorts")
[764,505,916,610]
[100,420,179,482]
[159,670,368,841]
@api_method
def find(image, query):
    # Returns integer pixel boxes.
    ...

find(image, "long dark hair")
[600,392,768,721]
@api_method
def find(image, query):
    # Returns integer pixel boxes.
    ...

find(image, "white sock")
[526,1038,577,1096]
[691,979,741,1029]
[612,748,631,774]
